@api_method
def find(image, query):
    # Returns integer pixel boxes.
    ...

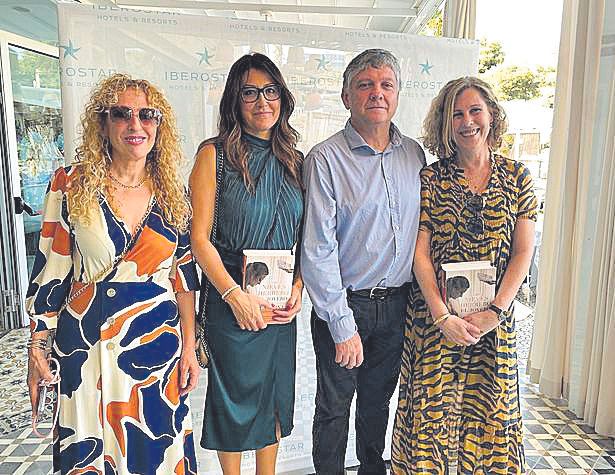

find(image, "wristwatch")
[488,303,508,323]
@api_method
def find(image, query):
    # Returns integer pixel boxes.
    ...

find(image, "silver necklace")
[108,172,148,189]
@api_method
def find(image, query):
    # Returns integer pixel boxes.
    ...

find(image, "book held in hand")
[441,260,496,318]
[242,249,295,309]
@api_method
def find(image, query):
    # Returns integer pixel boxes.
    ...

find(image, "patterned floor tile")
[0,329,33,437]
[0,308,613,474]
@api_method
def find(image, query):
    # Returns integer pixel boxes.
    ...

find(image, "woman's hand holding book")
[438,314,481,346]
[227,290,273,331]
[463,310,500,337]
[269,284,302,324]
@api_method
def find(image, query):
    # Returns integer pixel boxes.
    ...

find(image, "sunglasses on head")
[240,84,281,103]
[465,194,485,235]
[104,106,162,126]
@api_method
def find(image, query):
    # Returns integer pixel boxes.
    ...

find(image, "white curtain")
[528,0,615,438]
[443,0,476,39]
[588,67,615,437]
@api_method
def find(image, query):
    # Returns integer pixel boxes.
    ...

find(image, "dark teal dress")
[201,134,303,451]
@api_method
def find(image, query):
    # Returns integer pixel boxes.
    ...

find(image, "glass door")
[0,34,61,330]
[9,44,64,278]
[0,73,21,333]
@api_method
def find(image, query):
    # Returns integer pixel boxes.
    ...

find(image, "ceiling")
[0,0,444,48]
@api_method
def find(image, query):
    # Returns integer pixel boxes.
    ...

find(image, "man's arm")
[301,149,363,368]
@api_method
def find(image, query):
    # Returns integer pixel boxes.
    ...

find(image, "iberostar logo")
[315,55,330,71]
[196,48,214,66]
[59,39,80,60]
[419,60,434,74]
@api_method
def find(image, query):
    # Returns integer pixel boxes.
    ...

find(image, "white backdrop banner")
[57,3,478,474]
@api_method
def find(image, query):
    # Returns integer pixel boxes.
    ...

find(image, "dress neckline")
[450,152,497,196]
[244,132,272,149]
[100,192,156,238]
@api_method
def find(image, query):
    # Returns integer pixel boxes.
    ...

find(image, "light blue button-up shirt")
[301,120,426,343]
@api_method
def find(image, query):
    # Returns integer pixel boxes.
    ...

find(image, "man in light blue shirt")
[301,49,425,475]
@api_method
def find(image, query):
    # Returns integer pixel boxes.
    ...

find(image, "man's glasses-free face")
[104,106,162,127]
[465,194,485,235]
[240,85,281,103]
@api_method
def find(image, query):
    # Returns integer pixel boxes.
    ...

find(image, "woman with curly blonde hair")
[69,73,191,229]
[26,73,200,474]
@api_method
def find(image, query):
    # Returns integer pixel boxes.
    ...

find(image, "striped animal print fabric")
[392,154,537,474]
[26,166,198,474]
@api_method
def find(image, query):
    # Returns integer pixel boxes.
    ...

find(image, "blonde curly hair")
[422,76,507,160]
[68,73,191,231]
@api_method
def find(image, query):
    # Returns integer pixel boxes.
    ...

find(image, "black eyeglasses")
[240,85,281,103]
[465,194,485,235]
[103,106,162,126]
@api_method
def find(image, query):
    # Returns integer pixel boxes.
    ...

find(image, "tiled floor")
[0,328,32,436]
[1,307,614,474]
[519,381,615,474]
[0,426,53,475]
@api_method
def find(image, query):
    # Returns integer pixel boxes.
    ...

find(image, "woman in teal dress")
[190,53,304,474]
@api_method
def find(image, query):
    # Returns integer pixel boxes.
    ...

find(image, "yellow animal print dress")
[391,154,537,474]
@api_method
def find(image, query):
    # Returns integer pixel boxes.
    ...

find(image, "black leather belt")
[347,283,410,301]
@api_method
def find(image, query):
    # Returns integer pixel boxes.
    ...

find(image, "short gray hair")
[342,49,401,93]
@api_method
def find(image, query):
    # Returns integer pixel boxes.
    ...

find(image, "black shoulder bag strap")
[197,142,225,325]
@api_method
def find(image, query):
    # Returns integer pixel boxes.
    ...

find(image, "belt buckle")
[369,286,388,300]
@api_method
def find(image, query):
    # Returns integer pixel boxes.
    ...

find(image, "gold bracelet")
[221,284,240,301]
[433,313,451,326]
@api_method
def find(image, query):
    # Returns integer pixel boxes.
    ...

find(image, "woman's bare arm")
[189,144,271,331]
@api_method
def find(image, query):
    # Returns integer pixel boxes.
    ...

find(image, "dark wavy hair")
[199,53,302,191]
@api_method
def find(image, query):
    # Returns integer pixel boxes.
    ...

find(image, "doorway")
[0,33,62,331]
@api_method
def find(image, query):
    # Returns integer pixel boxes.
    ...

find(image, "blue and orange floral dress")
[26,166,198,475]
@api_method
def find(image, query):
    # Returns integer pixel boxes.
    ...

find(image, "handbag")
[31,197,154,438]
[195,142,225,369]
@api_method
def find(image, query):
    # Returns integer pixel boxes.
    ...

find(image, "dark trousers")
[311,291,406,475]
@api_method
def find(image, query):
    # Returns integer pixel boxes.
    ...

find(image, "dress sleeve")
[418,167,434,232]
[516,163,538,221]
[170,227,198,293]
[25,167,74,332]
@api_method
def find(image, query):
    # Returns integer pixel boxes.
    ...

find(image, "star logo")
[196,48,213,66]
[59,39,80,60]
[419,60,434,74]
[315,55,330,71]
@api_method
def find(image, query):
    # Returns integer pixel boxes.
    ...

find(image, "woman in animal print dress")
[392,76,537,474]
